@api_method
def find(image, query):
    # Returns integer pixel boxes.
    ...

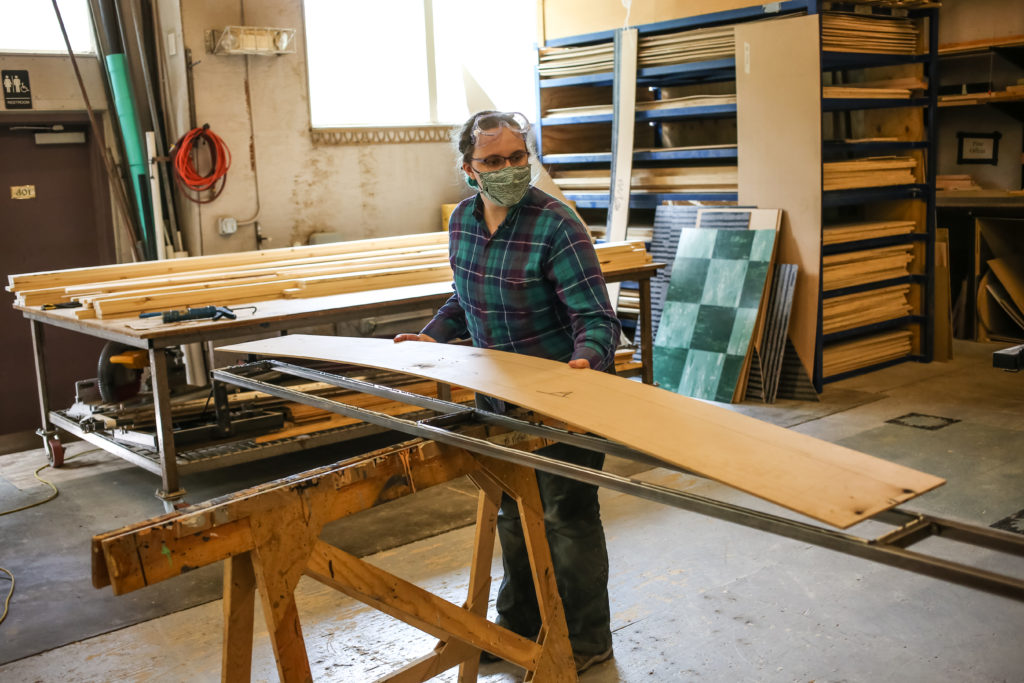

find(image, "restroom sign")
[2,70,32,109]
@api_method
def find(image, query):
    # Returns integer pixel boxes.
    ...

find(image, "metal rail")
[213,361,1024,602]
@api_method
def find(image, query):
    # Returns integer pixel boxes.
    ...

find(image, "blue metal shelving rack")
[815,4,939,390]
[534,1,814,221]
[535,1,938,394]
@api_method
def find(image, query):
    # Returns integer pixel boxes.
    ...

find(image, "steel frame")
[213,360,1024,603]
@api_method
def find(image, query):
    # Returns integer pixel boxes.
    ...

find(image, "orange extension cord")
[171,123,232,203]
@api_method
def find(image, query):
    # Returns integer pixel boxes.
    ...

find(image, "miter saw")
[61,342,283,452]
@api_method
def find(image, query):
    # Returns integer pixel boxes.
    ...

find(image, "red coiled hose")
[171,123,231,203]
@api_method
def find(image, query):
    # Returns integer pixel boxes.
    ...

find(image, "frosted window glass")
[0,0,95,54]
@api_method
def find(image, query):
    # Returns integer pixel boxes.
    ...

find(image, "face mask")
[474,164,532,207]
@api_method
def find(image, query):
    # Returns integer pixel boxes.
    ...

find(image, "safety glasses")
[470,111,531,147]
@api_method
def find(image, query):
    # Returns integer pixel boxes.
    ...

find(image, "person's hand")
[567,358,591,369]
[393,333,436,343]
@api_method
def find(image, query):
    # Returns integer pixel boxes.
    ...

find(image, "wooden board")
[218,335,944,530]
[736,15,822,384]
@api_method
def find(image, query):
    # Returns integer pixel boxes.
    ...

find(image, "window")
[0,0,95,54]
[304,0,538,136]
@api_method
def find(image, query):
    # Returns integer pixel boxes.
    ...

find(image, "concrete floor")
[0,340,1022,681]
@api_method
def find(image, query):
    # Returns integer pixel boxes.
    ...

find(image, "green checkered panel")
[653,228,777,402]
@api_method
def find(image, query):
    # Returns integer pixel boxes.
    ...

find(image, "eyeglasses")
[470,111,531,147]
[471,149,530,172]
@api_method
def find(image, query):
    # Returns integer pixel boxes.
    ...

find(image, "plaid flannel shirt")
[422,186,620,370]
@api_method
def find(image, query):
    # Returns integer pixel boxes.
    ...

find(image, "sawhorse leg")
[216,456,577,682]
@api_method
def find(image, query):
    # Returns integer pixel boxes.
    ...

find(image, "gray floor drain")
[885,413,960,430]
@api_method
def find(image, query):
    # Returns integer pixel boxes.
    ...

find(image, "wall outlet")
[218,217,238,235]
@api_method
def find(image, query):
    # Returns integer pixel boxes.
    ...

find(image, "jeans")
[477,395,613,656]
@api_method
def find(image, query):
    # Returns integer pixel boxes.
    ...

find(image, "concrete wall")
[171,0,472,256]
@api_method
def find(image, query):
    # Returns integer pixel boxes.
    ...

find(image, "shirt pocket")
[495,275,552,316]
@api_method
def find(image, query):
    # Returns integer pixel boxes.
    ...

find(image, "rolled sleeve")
[421,289,468,343]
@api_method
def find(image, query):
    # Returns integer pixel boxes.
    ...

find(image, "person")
[394,110,619,673]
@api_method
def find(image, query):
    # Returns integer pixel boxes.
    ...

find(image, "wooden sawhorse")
[91,426,578,682]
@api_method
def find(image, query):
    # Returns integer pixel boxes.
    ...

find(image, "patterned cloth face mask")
[473,164,532,207]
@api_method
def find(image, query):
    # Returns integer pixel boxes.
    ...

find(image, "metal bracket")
[212,361,1024,602]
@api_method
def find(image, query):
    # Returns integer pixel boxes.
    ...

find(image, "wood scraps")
[218,335,945,529]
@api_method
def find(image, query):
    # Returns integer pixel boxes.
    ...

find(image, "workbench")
[17,263,661,508]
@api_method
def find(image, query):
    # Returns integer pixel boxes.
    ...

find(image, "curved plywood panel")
[219,335,944,529]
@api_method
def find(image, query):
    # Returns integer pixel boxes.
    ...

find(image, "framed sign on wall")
[956,131,1001,165]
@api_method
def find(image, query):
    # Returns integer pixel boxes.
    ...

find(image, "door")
[0,114,115,442]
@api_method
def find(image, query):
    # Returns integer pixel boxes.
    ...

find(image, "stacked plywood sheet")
[8,232,651,320]
[822,244,914,291]
[823,329,913,376]
[545,93,736,118]
[538,25,734,78]
[822,220,916,245]
[823,86,911,99]
[823,284,912,335]
[823,156,917,190]
[552,166,737,193]
[821,13,919,54]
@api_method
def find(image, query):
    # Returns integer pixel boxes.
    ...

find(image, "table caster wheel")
[48,438,65,468]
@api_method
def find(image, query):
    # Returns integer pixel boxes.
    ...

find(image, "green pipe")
[105,53,154,259]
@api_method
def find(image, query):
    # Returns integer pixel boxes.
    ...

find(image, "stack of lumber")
[823,329,913,376]
[823,86,911,99]
[823,284,912,335]
[936,174,982,191]
[8,232,652,320]
[939,85,1024,107]
[552,166,737,193]
[821,13,919,54]
[822,244,914,291]
[823,156,917,190]
[545,93,736,118]
[823,76,927,100]
[822,220,916,245]
[538,25,734,78]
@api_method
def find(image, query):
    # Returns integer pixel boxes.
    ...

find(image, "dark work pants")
[477,395,613,656]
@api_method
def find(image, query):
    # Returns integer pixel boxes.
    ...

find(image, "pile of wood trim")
[823,244,914,291]
[823,329,912,376]
[545,94,736,118]
[538,25,734,79]
[8,232,652,320]
[822,86,911,99]
[823,156,917,191]
[821,13,919,54]
[552,166,737,193]
[822,220,916,245]
[823,284,912,335]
